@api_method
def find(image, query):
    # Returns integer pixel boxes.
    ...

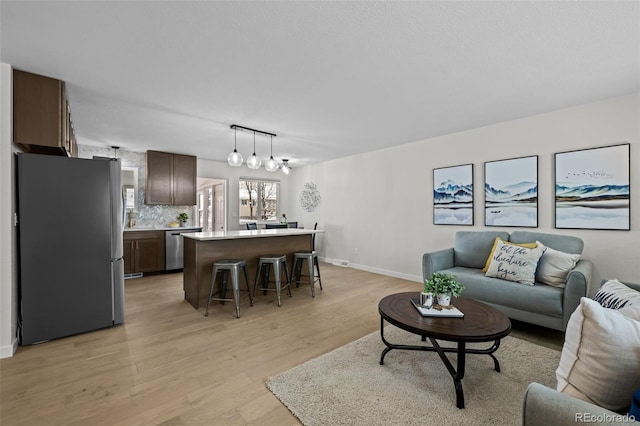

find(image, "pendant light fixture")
[227,127,243,167]
[265,135,279,172]
[281,159,291,175]
[229,124,277,170]
[246,131,262,170]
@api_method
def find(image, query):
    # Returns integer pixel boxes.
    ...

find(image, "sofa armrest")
[422,248,455,280]
[523,383,630,425]
[562,259,593,329]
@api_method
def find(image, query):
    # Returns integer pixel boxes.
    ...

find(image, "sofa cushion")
[482,237,537,272]
[454,231,510,269]
[593,279,640,309]
[442,267,563,316]
[510,231,583,254]
[535,241,581,288]
[556,297,640,411]
[484,239,546,285]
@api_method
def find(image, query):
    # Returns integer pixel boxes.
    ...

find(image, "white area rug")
[267,325,561,426]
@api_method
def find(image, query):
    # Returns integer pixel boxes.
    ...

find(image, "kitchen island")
[182,228,322,309]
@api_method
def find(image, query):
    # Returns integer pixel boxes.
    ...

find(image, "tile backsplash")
[78,145,195,229]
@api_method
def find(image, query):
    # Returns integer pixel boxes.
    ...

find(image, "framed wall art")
[433,164,474,225]
[555,143,630,230]
[484,155,538,227]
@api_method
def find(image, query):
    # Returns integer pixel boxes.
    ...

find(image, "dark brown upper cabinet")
[145,150,197,205]
[13,69,77,157]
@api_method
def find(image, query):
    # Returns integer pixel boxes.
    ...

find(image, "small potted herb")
[424,272,465,307]
[177,212,189,227]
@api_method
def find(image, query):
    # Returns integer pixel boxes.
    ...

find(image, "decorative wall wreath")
[299,182,321,212]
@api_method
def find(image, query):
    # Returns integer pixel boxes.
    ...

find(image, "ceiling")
[1,1,638,168]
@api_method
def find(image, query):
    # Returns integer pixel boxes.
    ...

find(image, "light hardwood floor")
[0,263,563,425]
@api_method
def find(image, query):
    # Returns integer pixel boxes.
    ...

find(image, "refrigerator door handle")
[112,257,125,325]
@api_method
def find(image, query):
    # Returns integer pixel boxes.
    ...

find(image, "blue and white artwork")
[484,156,538,227]
[433,164,473,225]
[555,143,630,230]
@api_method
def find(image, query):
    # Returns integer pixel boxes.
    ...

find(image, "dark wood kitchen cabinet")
[13,69,77,157]
[145,150,196,205]
[123,231,165,274]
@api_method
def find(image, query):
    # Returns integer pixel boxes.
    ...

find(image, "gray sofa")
[522,280,640,425]
[523,383,633,425]
[422,230,594,331]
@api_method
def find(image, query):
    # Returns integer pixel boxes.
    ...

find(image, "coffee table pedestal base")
[379,317,503,409]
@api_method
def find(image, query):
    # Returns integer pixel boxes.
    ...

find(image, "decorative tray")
[410,298,464,318]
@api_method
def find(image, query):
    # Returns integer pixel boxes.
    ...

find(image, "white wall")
[196,158,290,231]
[288,94,640,290]
[0,63,18,358]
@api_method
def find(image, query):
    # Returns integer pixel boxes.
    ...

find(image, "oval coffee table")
[378,292,512,409]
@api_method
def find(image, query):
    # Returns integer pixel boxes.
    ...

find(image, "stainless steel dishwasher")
[165,227,202,270]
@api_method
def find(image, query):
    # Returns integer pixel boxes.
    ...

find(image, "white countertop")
[183,228,322,241]
[123,226,202,232]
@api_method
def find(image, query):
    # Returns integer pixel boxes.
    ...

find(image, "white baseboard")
[320,257,422,283]
[0,338,17,359]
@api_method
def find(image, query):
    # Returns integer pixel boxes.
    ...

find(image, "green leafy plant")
[424,272,465,296]
[177,213,189,223]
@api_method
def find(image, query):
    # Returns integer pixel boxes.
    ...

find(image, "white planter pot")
[437,293,451,307]
[420,292,434,308]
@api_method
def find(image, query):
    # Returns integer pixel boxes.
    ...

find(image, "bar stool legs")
[292,251,322,297]
[205,259,252,318]
[253,255,291,307]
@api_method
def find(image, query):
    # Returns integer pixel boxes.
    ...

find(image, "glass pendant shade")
[246,132,261,169]
[265,156,278,172]
[281,159,291,175]
[265,137,278,172]
[227,149,243,167]
[228,128,243,166]
[247,153,261,169]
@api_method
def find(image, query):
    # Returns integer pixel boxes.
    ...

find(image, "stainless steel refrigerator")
[17,153,125,345]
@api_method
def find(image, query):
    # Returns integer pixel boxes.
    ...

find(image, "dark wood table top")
[378,292,511,342]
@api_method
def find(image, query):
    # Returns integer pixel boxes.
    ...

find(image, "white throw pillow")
[484,239,545,285]
[534,241,581,288]
[593,279,640,309]
[556,297,640,411]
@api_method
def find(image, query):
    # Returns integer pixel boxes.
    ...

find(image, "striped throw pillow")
[593,279,640,309]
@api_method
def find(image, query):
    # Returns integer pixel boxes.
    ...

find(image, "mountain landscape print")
[484,155,538,227]
[433,164,473,225]
[555,144,630,230]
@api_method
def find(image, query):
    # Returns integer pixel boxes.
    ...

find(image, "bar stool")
[253,254,291,307]
[205,259,253,318]
[291,223,322,297]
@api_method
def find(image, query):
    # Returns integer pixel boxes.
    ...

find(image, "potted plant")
[424,272,465,307]
[420,279,435,308]
[177,212,189,227]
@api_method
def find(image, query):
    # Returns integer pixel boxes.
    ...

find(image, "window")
[196,187,213,231]
[239,179,279,221]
